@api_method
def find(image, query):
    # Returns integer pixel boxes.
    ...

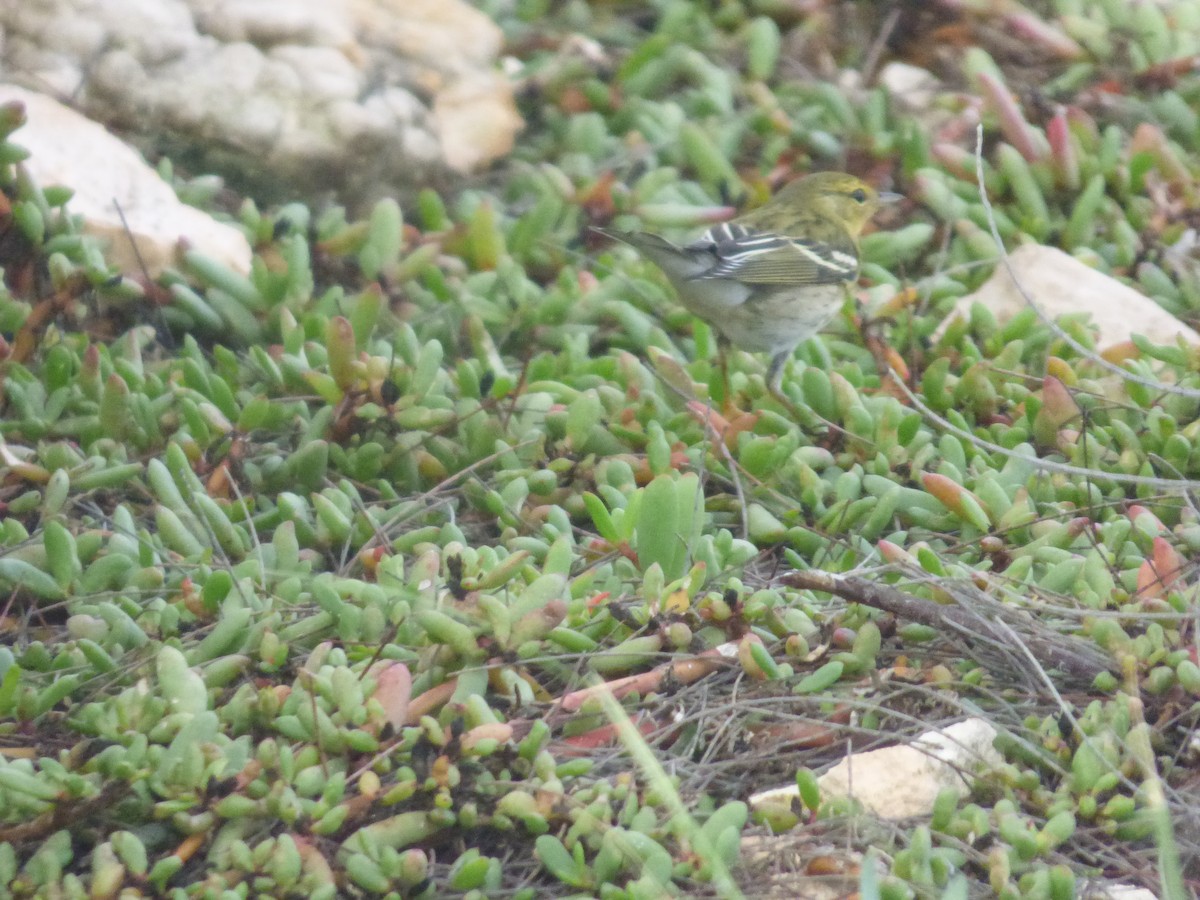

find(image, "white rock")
[878,62,941,113]
[941,243,1200,349]
[1083,887,1159,900]
[352,0,502,71]
[0,85,252,277]
[435,72,527,174]
[750,718,1003,820]
[0,0,522,205]
[191,0,354,46]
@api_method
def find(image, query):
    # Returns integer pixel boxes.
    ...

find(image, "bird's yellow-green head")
[750,171,898,237]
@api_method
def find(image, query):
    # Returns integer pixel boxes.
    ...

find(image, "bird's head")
[771,171,900,236]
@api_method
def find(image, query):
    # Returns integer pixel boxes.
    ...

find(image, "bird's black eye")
[850,188,867,203]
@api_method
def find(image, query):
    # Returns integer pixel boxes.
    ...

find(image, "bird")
[595,171,900,413]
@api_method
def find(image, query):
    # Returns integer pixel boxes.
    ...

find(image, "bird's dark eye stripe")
[851,188,867,202]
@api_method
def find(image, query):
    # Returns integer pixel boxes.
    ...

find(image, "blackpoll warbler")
[596,171,900,408]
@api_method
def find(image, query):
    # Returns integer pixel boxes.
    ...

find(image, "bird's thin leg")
[766,351,789,400]
[766,350,804,420]
[713,334,740,416]
[767,350,846,437]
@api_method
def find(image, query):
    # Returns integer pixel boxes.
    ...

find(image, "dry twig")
[781,569,1114,685]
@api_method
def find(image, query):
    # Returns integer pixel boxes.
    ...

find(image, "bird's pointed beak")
[878,191,904,204]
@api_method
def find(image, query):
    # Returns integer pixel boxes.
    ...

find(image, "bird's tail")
[591,228,709,281]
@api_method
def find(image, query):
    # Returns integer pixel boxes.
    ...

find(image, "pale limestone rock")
[0,85,252,277]
[750,718,1003,820]
[191,0,355,46]
[940,243,1200,349]
[1083,888,1158,900]
[351,0,502,72]
[0,0,522,206]
[435,73,527,174]
[878,62,941,113]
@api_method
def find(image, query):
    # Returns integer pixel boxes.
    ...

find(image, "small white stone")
[1086,887,1160,900]
[0,85,252,277]
[940,243,1200,349]
[879,62,941,112]
[750,718,1003,820]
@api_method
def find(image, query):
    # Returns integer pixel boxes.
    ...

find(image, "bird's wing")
[688,222,859,286]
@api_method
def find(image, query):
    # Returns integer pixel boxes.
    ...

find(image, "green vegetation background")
[2,0,1200,896]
